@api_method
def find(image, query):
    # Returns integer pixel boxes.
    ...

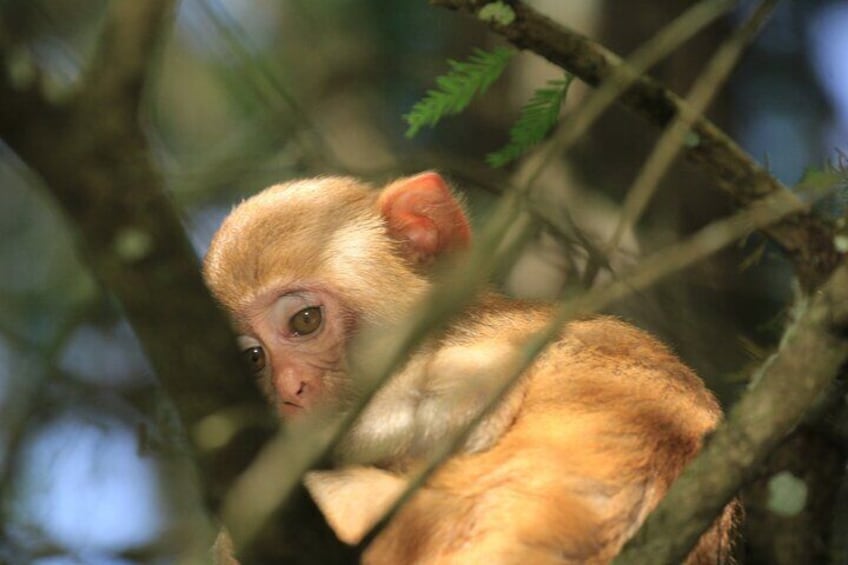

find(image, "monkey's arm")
[359,319,732,564]
[359,417,639,565]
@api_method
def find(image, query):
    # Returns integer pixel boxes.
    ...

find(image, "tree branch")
[432,2,848,561]
[83,1,170,112]
[615,256,848,563]
[0,0,272,513]
[432,0,840,290]
[605,0,777,259]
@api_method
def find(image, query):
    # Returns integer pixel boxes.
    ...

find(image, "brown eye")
[241,345,266,373]
[289,306,322,336]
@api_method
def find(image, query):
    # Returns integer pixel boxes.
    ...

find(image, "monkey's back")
[368,309,734,564]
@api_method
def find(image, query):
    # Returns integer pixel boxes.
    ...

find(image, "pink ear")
[377,172,471,263]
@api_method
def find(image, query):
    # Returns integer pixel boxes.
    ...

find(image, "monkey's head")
[203,172,470,418]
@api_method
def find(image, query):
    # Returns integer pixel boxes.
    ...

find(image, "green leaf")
[487,74,573,168]
[404,47,516,138]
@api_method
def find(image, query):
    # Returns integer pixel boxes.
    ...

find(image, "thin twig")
[357,179,810,548]
[599,0,778,280]
[0,0,276,523]
[220,190,537,547]
[200,0,347,172]
[433,0,840,290]
[515,0,736,192]
[614,255,848,563]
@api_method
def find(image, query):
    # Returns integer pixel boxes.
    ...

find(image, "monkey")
[203,172,736,564]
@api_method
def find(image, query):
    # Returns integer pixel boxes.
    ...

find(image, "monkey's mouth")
[279,401,305,417]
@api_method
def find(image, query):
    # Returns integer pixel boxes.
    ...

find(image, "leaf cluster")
[403,46,515,138]
[486,75,573,167]
[404,47,572,167]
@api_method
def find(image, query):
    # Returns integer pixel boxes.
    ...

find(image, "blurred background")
[0,0,846,563]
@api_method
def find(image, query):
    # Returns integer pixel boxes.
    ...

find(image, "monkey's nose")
[274,372,308,406]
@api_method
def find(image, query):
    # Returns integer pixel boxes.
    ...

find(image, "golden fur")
[204,173,735,563]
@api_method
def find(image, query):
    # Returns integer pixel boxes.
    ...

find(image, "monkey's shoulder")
[444,295,720,422]
[543,316,722,427]
[448,293,673,357]
[441,292,552,343]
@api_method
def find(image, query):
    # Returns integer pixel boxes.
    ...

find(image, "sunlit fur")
[363,306,735,564]
[204,173,735,564]
[205,177,431,329]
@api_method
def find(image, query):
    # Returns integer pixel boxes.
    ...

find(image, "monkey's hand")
[304,467,407,544]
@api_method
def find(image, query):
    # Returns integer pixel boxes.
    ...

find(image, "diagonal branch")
[604,0,777,262]
[0,3,354,559]
[0,0,274,516]
[358,184,809,548]
[432,0,841,289]
[614,256,848,563]
[430,2,848,562]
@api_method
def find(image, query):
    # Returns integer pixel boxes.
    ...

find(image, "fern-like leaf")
[487,75,574,168]
[404,47,516,138]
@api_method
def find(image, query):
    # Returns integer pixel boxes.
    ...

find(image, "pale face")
[202,175,443,423]
[236,286,350,419]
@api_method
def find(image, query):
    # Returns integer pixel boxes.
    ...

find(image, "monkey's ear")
[377,172,471,263]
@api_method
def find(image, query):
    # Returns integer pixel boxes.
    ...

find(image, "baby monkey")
[204,172,734,564]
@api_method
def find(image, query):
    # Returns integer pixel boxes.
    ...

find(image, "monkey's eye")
[289,306,322,336]
[241,345,266,373]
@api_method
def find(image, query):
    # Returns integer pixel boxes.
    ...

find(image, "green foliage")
[487,75,573,168]
[404,47,515,138]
